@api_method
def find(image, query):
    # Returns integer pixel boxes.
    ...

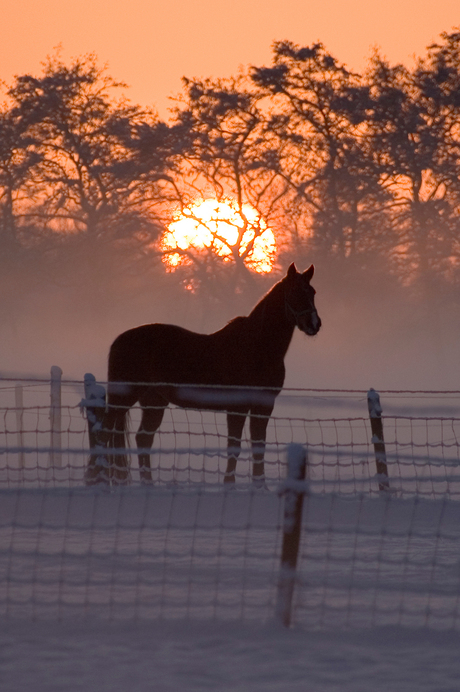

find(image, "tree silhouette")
[5,53,184,308]
[369,33,460,290]
[10,55,159,242]
[2,31,460,319]
[160,73,292,299]
[0,103,41,261]
[251,42,391,271]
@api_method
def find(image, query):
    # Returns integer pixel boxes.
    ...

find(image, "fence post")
[367,388,389,491]
[275,443,308,628]
[15,384,25,469]
[80,373,107,484]
[81,373,106,446]
[50,366,62,467]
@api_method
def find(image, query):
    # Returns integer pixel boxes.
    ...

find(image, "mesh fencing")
[1,376,460,628]
[2,486,460,629]
[1,377,460,496]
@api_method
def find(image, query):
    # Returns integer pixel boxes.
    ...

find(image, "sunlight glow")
[160,199,276,273]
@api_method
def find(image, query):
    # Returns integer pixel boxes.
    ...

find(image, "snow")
[286,442,307,482]
[2,488,460,626]
[2,486,460,690]
[367,388,383,418]
[2,388,460,690]
[81,373,106,409]
[2,619,460,692]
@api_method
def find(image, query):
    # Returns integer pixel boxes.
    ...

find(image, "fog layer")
[2,264,459,393]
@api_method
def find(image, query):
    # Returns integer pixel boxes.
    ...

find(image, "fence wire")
[1,400,460,497]
[1,486,460,629]
[1,376,460,629]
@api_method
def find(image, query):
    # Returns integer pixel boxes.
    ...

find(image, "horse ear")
[287,263,297,279]
[303,264,315,282]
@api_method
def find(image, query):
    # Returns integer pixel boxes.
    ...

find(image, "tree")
[414,30,460,287]
[10,55,158,236]
[251,42,392,271]
[0,102,41,261]
[368,32,460,290]
[161,73,292,301]
[0,94,48,329]
[5,53,183,307]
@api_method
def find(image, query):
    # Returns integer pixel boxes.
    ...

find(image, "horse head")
[284,263,321,336]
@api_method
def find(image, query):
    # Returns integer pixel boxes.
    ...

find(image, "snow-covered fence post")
[367,388,389,491]
[50,366,62,467]
[80,374,107,484]
[15,384,25,468]
[276,443,308,628]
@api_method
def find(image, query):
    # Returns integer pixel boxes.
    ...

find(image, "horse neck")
[248,280,295,357]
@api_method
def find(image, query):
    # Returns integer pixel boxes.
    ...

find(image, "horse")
[85,262,321,486]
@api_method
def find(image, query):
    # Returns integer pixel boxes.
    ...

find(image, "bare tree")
[368,35,460,290]
[0,102,41,261]
[251,41,392,270]
[161,73,293,300]
[4,53,186,311]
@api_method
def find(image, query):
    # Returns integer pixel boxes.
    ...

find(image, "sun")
[160,198,276,273]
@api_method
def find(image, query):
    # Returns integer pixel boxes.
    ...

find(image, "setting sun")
[160,199,276,273]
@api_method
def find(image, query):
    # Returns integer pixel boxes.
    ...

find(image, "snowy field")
[2,386,460,690]
[3,619,460,692]
[2,486,460,691]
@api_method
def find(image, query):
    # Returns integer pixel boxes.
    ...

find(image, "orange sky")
[1,0,459,119]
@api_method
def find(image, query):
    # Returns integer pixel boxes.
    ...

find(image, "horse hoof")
[112,471,131,486]
[85,467,110,486]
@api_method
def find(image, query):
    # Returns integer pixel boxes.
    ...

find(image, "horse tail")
[85,333,137,486]
[103,332,139,484]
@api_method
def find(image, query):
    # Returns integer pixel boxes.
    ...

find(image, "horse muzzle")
[299,311,321,336]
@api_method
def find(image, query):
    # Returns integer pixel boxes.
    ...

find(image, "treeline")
[1,31,460,312]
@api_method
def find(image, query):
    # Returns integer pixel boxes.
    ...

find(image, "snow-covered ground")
[3,619,460,692]
[2,386,460,691]
[2,488,460,626]
[2,486,460,691]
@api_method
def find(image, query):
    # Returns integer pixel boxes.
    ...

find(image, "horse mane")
[226,316,247,327]
[247,275,286,321]
[214,314,248,337]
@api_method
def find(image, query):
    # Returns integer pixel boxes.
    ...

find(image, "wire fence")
[1,373,460,629]
[2,485,460,629]
[1,374,460,497]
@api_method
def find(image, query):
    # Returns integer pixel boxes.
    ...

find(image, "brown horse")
[86,263,321,486]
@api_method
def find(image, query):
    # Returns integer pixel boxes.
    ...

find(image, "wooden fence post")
[50,366,62,467]
[276,443,308,628]
[80,373,107,484]
[15,384,25,469]
[367,388,390,491]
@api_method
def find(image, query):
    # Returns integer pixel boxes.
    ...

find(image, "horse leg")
[136,400,166,485]
[224,411,247,483]
[85,396,132,486]
[249,407,273,485]
[104,391,137,485]
[85,411,111,485]
[110,404,133,485]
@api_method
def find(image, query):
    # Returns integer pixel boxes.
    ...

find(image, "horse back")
[107,322,285,392]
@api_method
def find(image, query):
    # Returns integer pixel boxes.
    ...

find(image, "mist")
[2,39,460,397]
[2,261,459,394]
[285,270,460,393]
